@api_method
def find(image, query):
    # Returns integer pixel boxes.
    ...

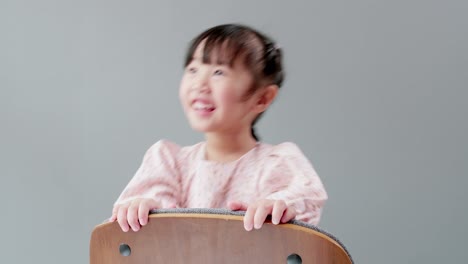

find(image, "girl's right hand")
[109,198,162,232]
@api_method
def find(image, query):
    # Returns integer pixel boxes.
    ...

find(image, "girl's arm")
[111,140,182,231]
[260,142,328,225]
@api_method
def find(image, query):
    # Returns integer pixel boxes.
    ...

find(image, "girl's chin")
[188,123,215,133]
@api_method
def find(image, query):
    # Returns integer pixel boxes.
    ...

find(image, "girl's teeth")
[193,101,214,110]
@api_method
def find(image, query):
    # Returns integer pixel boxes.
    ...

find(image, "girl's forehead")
[192,39,248,67]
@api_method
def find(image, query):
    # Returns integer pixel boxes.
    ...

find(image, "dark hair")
[184,24,284,141]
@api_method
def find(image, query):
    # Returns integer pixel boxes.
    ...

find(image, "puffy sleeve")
[260,142,328,226]
[113,139,182,208]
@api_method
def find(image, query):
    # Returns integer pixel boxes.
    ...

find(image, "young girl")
[109,24,327,233]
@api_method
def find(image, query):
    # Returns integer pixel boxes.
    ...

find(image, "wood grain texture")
[90,213,352,263]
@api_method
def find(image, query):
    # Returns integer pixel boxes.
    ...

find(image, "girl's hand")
[109,198,163,232]
[228,199,296,231]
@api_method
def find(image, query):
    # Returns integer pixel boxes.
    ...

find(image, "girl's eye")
[187,67,197,74]
[213,69,225,76]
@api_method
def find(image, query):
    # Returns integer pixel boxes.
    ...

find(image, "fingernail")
[254,223,262,229]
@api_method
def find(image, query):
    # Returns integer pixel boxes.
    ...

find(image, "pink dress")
[114,140,328,225]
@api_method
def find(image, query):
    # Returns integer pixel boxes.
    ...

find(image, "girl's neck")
[204,132,258,163]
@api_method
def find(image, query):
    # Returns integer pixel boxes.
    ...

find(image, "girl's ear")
[253,84,278,114]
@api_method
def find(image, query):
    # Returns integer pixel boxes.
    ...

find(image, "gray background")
[1,0,467,263]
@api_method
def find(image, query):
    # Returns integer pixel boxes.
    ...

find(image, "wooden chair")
[90,208,353,263]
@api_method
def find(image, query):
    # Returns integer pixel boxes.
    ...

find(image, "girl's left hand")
[228,199,296,231]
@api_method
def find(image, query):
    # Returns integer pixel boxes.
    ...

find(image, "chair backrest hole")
[287,253,302,264]
[119,243,131,257]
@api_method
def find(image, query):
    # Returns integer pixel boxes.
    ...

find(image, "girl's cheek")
[179,78,190,92]
[219,92,237,107]
[178,83,188,102]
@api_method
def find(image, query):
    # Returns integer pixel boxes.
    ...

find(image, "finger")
[271,200,287,225]
[243,204,257,231]
[127,201,141,232]
[142,199,162,225]
[117,205,130,232]
[138,201,150,226]
[253,201,274,229]
[281,206,297,223]
[110,205,119,222]
[227,201,248,211]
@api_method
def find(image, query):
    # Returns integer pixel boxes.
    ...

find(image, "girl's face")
[179,42,260,135]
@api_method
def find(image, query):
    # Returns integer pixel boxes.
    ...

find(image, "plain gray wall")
[1,0,467,263]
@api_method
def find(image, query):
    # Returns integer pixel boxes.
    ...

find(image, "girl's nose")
[192,75,210,93]
[197,83,210,93]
